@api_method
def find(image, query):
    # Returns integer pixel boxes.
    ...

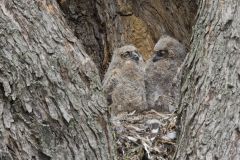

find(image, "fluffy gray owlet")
[103,45,147,115]
[145,35,186,112]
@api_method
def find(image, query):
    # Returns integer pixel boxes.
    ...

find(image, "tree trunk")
[0,0,114,159]
[175,0,240,159]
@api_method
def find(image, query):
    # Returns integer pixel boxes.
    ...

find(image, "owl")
[103,45,147,115]
[145,35,186,112]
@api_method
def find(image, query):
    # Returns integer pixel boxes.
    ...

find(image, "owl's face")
[115,45,142,63]
[120,50,141,63]
[151,35,186,63]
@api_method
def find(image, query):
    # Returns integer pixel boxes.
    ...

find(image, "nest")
[111,110,177,160]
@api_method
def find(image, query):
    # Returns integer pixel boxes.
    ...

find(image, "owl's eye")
[126,51,131,55]
[158,50,168,56]
[121,52,129,58]
[152,50,168,62]
[156,51,163,57]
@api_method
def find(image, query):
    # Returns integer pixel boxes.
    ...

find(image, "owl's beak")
[152,54,161,62]
[131,52,140,62]
[133,55,139,61]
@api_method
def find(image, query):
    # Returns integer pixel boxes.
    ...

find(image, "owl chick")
[103,45,147,115]
[145,35,186,112]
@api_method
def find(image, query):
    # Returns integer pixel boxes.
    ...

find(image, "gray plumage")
[145,35,186,112]
[103,45,147,115]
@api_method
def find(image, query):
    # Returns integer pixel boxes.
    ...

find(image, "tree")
[0,0,114,159]
[175,0,240,159]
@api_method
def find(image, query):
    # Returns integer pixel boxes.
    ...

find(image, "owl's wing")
[102,69,120,93]
[103,70,120,107]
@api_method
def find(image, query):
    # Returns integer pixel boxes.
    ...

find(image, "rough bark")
[57,0,123,76]
[0,0,114,159]
[175,0,240,159]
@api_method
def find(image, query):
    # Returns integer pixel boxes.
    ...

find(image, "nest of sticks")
[111,110,177,160]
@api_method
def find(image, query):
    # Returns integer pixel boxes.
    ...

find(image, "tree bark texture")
[0,0,114,159]
[175,0,240,159]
